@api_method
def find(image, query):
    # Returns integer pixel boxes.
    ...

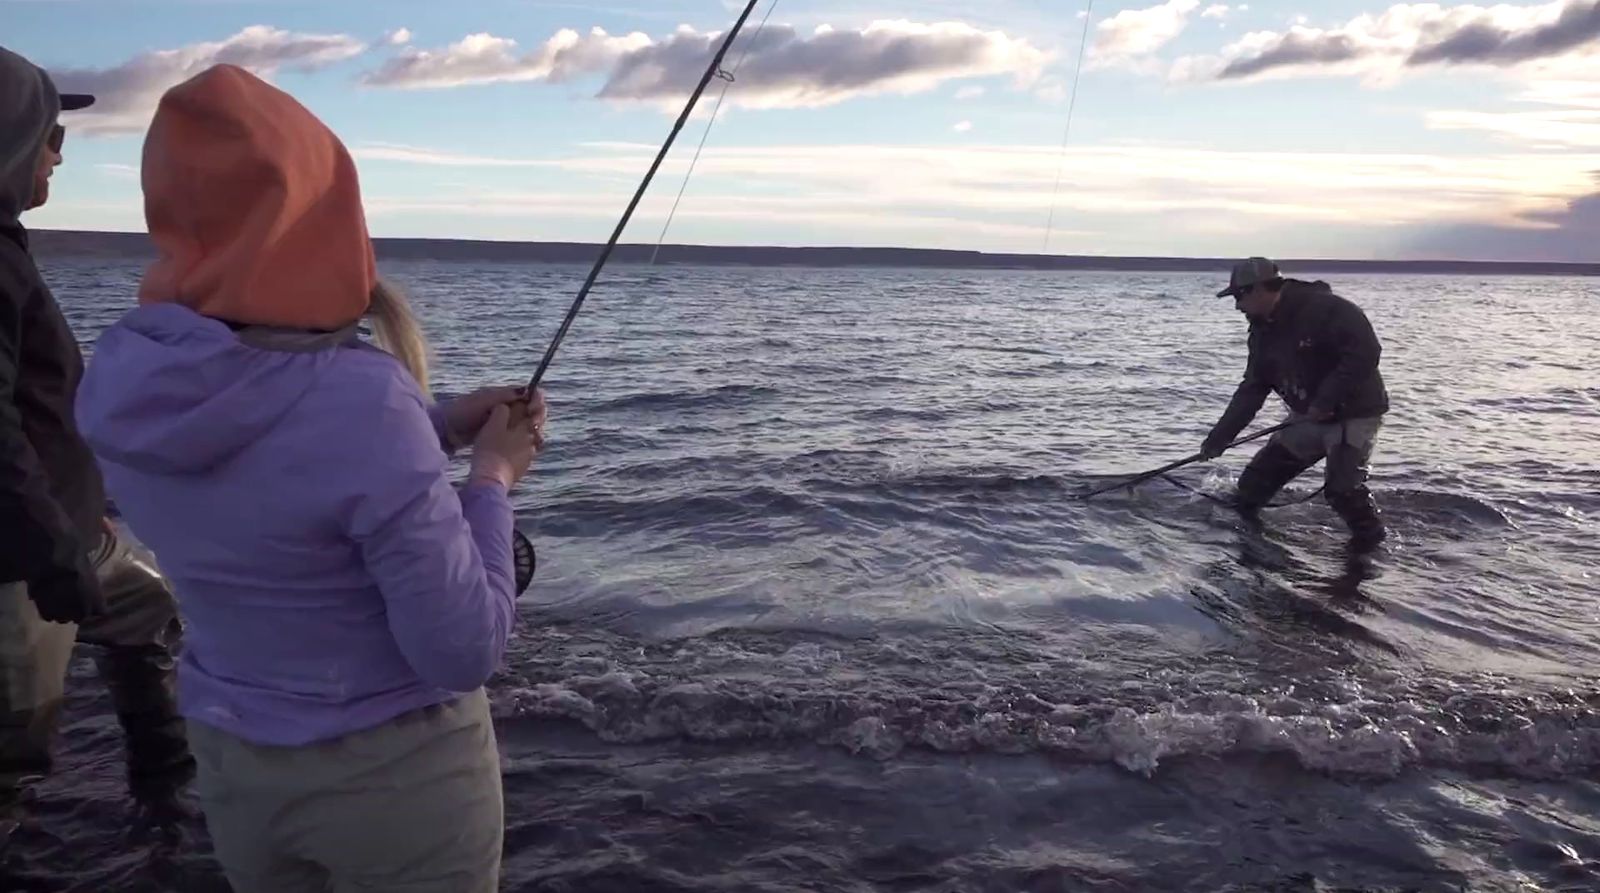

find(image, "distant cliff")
[27,229,1599,276]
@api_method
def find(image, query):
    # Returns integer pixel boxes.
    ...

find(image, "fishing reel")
[513,527,536,595]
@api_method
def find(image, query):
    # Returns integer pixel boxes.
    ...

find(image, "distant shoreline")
[29,229,1600,277]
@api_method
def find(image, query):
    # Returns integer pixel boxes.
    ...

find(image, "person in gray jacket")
[0,44,194,853]
[1203,257,1389,551]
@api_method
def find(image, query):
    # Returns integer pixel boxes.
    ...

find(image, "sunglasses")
[47,124,65,153]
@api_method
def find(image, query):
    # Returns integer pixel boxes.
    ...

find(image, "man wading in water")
[1201,257,1390,552]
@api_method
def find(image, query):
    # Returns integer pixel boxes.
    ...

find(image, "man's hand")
[1199,436,1227,461]
[27,567,106,623]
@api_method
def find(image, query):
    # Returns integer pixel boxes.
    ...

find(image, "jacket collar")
[0,218,27,253]
[1261,282,1314,327]
[232,322,363,353]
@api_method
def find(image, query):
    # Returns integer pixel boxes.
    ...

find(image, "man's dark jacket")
[1,45,104,617]
[1206,279,1389,449]
[1,221,105,610]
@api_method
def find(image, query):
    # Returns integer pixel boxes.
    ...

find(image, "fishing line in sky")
[650,0,783,265]
[1043,0,1096,254]
[527,0,765,390]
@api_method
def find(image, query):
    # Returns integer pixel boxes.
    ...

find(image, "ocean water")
[8,259,1599,892]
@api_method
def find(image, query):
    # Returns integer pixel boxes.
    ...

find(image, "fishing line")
[1032,3,1319,513]
[1042,0,1095,253]
[650,0,782,265]
[526,0,764,391]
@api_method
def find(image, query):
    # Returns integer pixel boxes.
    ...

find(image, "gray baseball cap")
[1216,256,1280,297]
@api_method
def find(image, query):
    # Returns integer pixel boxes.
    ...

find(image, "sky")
[6,0,1599,261]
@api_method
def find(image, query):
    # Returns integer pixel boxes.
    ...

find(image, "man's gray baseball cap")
[1216,256,1280,297]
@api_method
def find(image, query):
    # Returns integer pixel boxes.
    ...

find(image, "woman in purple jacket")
[75,65,540,892]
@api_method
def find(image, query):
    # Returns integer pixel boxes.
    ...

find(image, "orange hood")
[139,64,375,330]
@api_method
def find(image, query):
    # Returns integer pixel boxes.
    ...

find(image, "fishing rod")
[1077,420,1293,500]
[526,0,763,391]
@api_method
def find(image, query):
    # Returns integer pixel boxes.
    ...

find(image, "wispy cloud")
[51,25,366,134]
[351,142,566,167]
[364,190,1069,246]
[577,140,661,152]
[953,119,974,132]
[1428,108,1600,149]
[1427,78,1600,148]
[351,138,1600,254]
[43,135,1599,257]
[363,20,1048,110]
[93,163,140,179]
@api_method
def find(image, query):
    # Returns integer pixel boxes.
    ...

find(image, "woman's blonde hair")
[368,278,432,394]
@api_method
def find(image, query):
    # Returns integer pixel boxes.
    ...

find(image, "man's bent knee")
[1235,442,1314,509]
[81,541,181,650]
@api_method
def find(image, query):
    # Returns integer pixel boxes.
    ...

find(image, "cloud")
[578,140,661,151]
[1032,76,1069,103]
[1425,78,1600,148]
[954,84,986,99]
[1401,183,1600,262]
[600,21,1045,108]
[51,25,367,134]
[364,20,1048,109]
[93,163,140,179]
[1092,0,1201,66]
[38,134,1600,257]
[1409,0,1600,65]
[1217,29,1362,79]
[1202,5,1232,19]
[1178,0,1600,84]
[953,119,973,132]
[362,26,652,89]
[385,28,413,47]
[351,142,565,167]
[362,190,1071,247]
[1427,108,1600,148]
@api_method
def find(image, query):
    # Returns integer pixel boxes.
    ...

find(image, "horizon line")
[29,229,1600,275]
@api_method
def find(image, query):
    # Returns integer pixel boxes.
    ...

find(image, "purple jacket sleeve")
[426,401,461,456]
[345,385,518,692]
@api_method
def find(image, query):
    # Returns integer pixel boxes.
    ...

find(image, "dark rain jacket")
[1,46,104,619]
[1206,279,1389,448]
